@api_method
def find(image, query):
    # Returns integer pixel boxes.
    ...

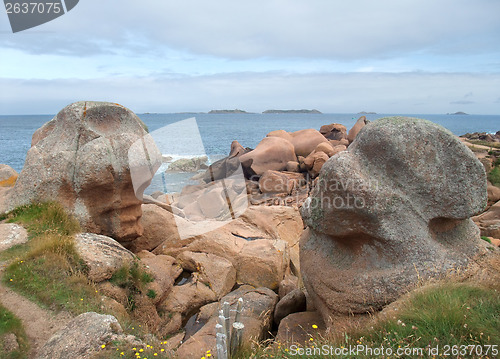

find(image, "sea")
[1,113,499,193]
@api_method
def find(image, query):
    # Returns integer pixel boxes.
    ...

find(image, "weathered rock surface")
[474,200,500,239]
[487,184,500,203]
[287,129,329,157]
[2,102,161,242]
[275,311,326,345]
[259,170,305,194]
[128,204,183,252]
[155,205,303,280]
[0,164,18,187]
[176,286,278,359]
[347,115,369,143]
[240,137,296,176]
[36,312,123,359]
[274,288,307,325]
[301,117,487,324]
[303,150,329,178]
[320,123,347,141]
[177,251,236,298]
[0,223,28,252]
[137,251,182,304]
[74,233,135,282]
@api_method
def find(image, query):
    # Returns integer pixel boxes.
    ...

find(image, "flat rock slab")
[0,223,28,252]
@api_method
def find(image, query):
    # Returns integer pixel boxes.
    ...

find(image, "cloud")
[1,0,500,60]
[1,72,499,115]
[450,100,475,105]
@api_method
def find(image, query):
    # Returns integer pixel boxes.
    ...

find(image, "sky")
[1,0,500,115]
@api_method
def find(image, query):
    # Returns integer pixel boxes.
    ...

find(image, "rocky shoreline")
[0,101,499,358]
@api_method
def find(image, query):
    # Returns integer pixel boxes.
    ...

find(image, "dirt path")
[0,263,73,358]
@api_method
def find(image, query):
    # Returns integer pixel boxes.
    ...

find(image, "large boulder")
[288,129,329,157]
[154,205,302,288]
[0,164,18,187]
[300,117,487,324]
[347,115,369,143]
[176,286,278,359]
[240,137,296,176]
[36,312,123,359]
[3,102,161,242]
[128,204,184,252]
[319,123,347,141]
[258,170,306,194]
[177,251,236,299]
[74,233,135,282]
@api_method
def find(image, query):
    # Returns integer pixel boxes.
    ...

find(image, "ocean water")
[1,112,499,191]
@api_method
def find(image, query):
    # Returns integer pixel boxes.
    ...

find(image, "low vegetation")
[0,303,29,359]
[1,202,499,358]
[109,261,155,311]
[488,166,500,187]
[467,140,500,149]
[1,202,102,314]
[233,282,500,359]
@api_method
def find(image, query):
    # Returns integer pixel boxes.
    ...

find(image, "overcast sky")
[1,0,500,115]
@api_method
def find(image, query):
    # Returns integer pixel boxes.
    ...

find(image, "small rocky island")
[448,111,469,115]
[357,111,376,114]
[263,109,322,114]
[208,109,251,114]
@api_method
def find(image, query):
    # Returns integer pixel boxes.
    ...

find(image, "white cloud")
[1,0,500,60]
[1,72,499,115]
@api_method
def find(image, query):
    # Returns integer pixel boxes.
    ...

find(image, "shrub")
[0,303,29,359]
[489,167,500,187]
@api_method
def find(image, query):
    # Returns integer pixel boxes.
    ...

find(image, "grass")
[0,303,29,359]
[467,140,500,149]
[1,202,102,315]
[488,166,500,187]
[481,236,492,244]
[229,280,500,359]
[109,261,155,311]
[3,202,81,238]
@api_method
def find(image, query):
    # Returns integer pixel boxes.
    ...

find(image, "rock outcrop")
[240,137,296,176]
[0,223,28,252]
[74,233,135,282]
[0,164,18,187]
[347,115,369,143]
[176,285,278,359]
[300,117,487,324]
[36,312,124,359]
[2,102,161,243]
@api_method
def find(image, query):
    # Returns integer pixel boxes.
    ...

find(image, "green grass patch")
[488,166,500,187]
[1,202,102,315]
[233,282,500,359]
[3,254,101,314]
[4,202,80,238]
[109,261,155,311]
[481,236,492,244]
[0,303,29,359]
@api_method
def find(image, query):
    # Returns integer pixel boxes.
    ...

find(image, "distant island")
[358,111,377,114]
[448,111,469,115]
[263,109,322,114]
[208,109,251,114]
